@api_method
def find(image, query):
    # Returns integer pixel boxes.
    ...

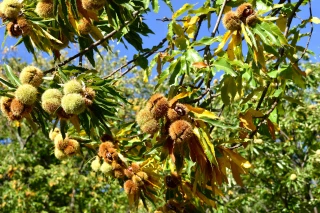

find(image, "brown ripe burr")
[64,139,80,156]
[165,172,181,189]
[169,120,193,143]
[114,169,125,179]
[10,98,32,117]
[140,118,159,134]
[17,17,32,35]
[236,3,254,19]
[246,12,258,26]
[6,21,22,37]
[130,163,140,173]
[123,180,140,195]
[167,102,189,122]
[146,93,169,119]
[56,108,73,120]
[98,141,115,162]
[111,161,122,170]
[222,11,241,31]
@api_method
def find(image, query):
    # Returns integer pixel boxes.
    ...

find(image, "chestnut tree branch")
[43,11,140,75]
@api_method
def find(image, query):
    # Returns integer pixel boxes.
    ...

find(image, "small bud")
[15,84,38,105]
[167,103,189,122]
[305,68,312,76]
[169,120,193,143]
[140,118,159,134]
[123,180,140,195]
[0,0,22,19]
[49,128,60,141]
[100,161,113,174]
[222,11,241,31]
[61,94,86,115]
[63,79,83,95]
[54,148,67,160]
[20,66,43,87]
[290,174,297,181]
[81,0,106,11]
[146,94,169,119]
[77,18,92,35]
[91,156,101,172]
[35,0,54,18]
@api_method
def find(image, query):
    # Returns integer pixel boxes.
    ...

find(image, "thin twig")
[43,11,140,75]
[106,37,167,79]
[156,17,187,22]
[204,0,228,55]
[250,99,279,138]
[296,0,313,63]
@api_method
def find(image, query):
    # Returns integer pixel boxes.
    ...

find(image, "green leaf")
[192,36,219,46]
[3,64,21,86]
[188,7,215,15]
[268,22,288,45]
[151,0,159,13]
[134,55,148,69]
[212,58,237,77]
[175,37,188,50]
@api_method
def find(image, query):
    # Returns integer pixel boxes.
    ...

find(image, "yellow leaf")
[184,104,217,119]
[41,29,63,44]
[196,190,217,208]
[310,17,320,24]
[255,39,267,72]
[239,111,256,131]
[205,184,224,197]
[169,89,198,105]
[241,22,252,47]
[214,30,232,55]
[227,33,235,60]
[188,16,200,26]
[276,14,287,32]
[90,26,108,47]
[186,24,197,39]
[223,148,252,171]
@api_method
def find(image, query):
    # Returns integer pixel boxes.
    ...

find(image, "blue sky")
[0,0,319,66]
